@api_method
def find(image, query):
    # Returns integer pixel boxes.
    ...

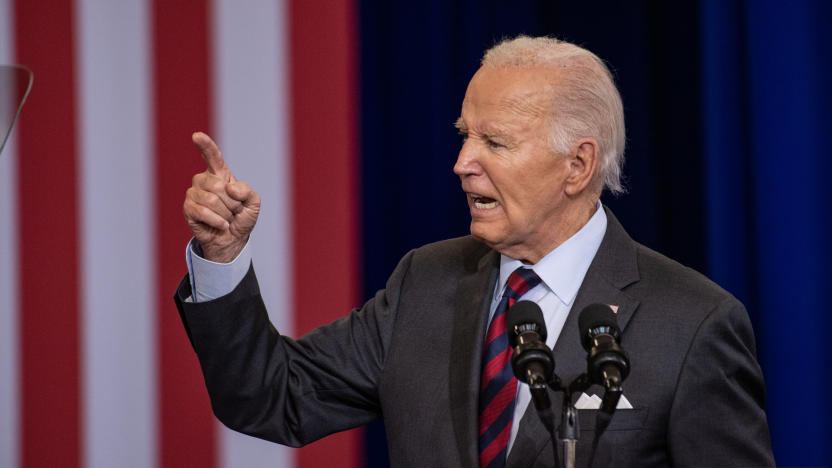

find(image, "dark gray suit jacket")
[175,208,775,467]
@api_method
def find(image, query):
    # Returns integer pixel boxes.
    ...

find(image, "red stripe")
[485,312,506,345]
[506,273,529,297]
[14,1,82,466]
[479,380,516,434]
[481,347,512,390]
[289,0,362,466]
[480,423,512,467]
[152,1,216,466]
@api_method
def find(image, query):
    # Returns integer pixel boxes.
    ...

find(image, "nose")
[453,140,481,177]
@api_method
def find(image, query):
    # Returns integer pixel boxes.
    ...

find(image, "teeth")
[469,193,498,209]
[473,198,499,209]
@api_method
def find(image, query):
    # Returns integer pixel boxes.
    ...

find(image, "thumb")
[226,181,259,206]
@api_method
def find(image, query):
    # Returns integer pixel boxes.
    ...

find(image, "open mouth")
[470,193,499,209]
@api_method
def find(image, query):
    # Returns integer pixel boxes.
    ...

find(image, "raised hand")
[183,132,261,263]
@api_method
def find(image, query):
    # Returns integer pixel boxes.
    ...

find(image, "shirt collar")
[496,202,607,306]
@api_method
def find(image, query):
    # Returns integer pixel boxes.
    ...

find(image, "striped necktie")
[479,267,542,468]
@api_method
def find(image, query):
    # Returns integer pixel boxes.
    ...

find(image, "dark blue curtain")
[703,1,832,465]
[359,1,831,466]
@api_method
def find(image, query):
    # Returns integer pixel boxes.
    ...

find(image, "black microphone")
[578,303,630,414]
[507,301,556,406]
[507,300,557,438]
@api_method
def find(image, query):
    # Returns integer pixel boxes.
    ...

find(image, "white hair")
[481,36,626,195]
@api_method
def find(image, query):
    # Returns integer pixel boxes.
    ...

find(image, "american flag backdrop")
[0,1,361,467]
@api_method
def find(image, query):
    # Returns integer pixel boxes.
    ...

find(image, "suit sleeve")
[173,251,413,447]
[667,298,776,467]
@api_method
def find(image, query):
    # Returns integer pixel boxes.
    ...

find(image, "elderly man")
[176,36,775,467]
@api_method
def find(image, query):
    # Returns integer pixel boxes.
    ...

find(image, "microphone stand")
[541,373,621,468]
[530,373,591,468]
[559,400,578,468]
[528,372,560,468]
[551,375,590,468]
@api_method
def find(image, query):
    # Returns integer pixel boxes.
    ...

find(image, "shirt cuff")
[185,238,252,303]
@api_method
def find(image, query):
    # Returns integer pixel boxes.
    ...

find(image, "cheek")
[503,187,556,231]
[501,187,537,218]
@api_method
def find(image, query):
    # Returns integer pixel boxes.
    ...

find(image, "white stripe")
[0,1,20,467]
[76,1,157,467]
[211,0,293,467]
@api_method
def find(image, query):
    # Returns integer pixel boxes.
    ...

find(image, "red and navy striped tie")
[479,267,542,468]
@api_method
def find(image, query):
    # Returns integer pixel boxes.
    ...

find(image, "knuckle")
[197,205,214,221]
[183,201,197,220]
[208,179,225,193]
[205,192,224,209]
[203,191,218,203]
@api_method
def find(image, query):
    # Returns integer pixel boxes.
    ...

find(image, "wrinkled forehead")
[461,66,559,119]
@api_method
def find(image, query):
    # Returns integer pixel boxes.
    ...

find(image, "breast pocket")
[578,408,648,431]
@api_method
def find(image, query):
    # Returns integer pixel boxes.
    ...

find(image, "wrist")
[201,238,248,263]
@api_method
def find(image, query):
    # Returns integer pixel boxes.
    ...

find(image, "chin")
[469,222,502,250]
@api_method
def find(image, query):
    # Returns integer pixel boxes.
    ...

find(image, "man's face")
[454,66,573,263]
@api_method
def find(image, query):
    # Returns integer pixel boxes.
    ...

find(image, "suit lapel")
[507,207,641,467]
[449,247,500,466]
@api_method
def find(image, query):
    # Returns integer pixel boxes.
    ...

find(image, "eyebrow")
[454,118,505,135]
[454,116,517,144]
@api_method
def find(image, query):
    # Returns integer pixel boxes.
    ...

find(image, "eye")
[485,138,503,149]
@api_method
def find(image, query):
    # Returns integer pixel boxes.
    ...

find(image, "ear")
[564,138,599,196]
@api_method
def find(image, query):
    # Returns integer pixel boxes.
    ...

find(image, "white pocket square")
[574,392,633,410]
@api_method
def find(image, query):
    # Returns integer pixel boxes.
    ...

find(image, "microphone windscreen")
[578,303,620,350]
[506,300,547,342]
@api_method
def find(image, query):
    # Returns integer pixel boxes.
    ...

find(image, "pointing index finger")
[192,131,227,176]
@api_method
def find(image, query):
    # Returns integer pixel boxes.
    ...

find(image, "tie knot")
[504,267,541,301]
